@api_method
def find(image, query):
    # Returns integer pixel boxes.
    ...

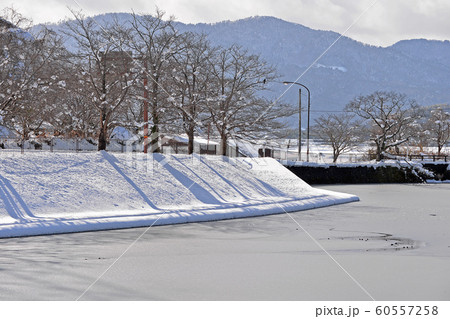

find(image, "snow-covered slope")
[0,151,357,238]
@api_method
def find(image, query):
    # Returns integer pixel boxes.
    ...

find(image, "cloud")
[3,0,450,46]
[346,0,450,45]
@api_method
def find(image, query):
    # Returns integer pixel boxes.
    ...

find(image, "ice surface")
[0,184,447,300]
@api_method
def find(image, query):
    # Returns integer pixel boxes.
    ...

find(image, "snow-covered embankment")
[0,151,358,238]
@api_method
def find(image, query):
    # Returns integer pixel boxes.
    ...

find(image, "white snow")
[0,151,358,238]
[315,63,348,72]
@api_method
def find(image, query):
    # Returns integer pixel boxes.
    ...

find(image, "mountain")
[389,39,450,69]
[38,14,450,124]
[177,16,450,114]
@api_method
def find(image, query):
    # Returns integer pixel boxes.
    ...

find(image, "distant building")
[160,135,219,155]
[99,50,133,76]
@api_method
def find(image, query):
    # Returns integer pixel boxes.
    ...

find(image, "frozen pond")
[0,183,449,300]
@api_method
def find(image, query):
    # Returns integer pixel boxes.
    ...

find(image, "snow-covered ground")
[0,151,357,238]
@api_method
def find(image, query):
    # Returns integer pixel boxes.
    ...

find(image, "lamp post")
[288,86,301,160]
[283,81,311,162]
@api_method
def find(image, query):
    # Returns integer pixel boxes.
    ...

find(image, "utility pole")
[143,60,149,153]
[298,88,302,161]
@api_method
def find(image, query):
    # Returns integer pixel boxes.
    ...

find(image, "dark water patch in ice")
[316,230,424,254]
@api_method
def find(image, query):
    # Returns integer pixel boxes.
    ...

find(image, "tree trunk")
[150,106,160,153]
[98,127,107,151]
[375,141,384,161]
[150,79,161,153]
[437,134,442,155]
[221,134,228,156]
[150,123,160,153]
[98,111,108,151]
[376,151,382,161]
[187,124,194,154]
[333,149,338,163]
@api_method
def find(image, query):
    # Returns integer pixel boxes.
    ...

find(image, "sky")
[4,0,450,47]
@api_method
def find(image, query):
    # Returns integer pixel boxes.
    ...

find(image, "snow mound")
[0,151,358,238]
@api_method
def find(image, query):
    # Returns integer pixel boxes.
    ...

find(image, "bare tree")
[346,91,422,161]
[63,11,137,150]
[48,76,98,139]
[0,7,32,30]
[1,10,32,112]
[1,8,68,140]
[124,9,179,152]
[169,32,213,154]
[313,113,359,163]
[205,44,292,155]
[425,105,450,155]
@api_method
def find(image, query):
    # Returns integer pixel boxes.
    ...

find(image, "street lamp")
[283,81,311,162]
[284,84,301,161]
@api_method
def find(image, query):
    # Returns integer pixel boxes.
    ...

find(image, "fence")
[258,147,367,163]
[0,136,239,156]
[0,137,132,153]
[2,136,448,163]
[0,137,365,163]
[259,142,450,163]
[368,153,449,162]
